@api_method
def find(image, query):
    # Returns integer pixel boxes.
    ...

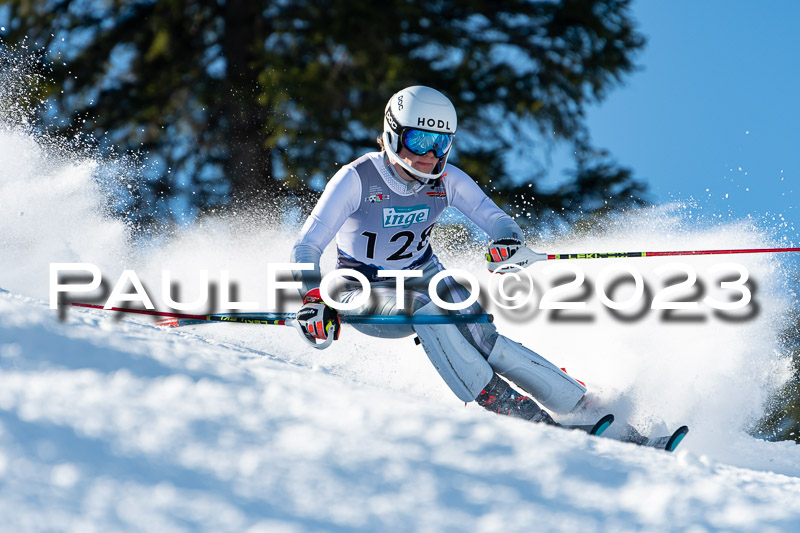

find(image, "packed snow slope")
[2,124,800,532]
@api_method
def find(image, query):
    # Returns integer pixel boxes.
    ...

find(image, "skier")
[290,85,588,426]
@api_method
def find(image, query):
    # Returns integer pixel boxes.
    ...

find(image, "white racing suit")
[291,151,586,421]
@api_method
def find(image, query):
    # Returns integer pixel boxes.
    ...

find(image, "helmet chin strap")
[393,158,432,186]
[404,170,427,187]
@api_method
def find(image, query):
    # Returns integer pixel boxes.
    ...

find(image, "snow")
[2,122,800,531]
[2,293,800,532]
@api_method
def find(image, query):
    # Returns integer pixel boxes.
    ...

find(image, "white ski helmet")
[382,86,457,183]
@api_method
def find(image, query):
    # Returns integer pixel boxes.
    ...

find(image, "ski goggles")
[402,128,454,158]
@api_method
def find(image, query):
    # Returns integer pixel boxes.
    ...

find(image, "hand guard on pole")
[296,288,341,345]
[486,239,548,273]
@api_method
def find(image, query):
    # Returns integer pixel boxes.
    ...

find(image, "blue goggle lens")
[402,129,454,158]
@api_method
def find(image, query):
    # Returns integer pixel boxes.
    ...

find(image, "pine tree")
[1,0,647,227]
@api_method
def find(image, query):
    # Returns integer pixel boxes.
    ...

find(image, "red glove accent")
[486,238,522,263]
[297,288,341,341]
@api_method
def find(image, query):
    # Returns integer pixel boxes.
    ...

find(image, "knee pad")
[487,336,586,413]
[413,301,494,402]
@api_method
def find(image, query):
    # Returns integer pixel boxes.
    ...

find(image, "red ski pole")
[546,247,800,260]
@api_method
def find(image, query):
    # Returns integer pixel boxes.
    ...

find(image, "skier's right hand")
[296,288,341,343]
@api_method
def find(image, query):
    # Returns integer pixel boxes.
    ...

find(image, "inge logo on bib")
[383,204,430,228]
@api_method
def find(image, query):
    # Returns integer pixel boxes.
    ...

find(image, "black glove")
[296,288,341,342]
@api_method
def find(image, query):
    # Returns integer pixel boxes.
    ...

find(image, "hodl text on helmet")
[417,117,451,129]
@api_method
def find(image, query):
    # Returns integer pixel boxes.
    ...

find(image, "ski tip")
[664,425,689,452]
[591,414,615,436]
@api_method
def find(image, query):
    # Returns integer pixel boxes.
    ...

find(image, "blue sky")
[578,1,800,244]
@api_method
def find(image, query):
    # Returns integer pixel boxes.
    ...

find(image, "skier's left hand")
[486,239,548,272]
[487,238,523,263]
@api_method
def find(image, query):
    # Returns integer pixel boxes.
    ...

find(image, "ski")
[645,425,689,452]
[621,425,689,452]
[562,413,615,436]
